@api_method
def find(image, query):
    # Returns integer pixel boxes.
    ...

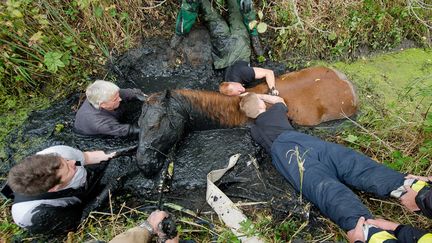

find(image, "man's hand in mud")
[132,88,147,102]
[400,186,420,212]
[147,210,169,236]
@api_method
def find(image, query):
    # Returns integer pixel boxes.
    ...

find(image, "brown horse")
[137,66,358,176]
[174,66,358,126]
[249,66,358,125]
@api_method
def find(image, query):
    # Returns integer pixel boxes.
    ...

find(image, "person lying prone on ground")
[239,92,432,243]
[74,80,146,137]
[219,60,279,96]
[6,145,115,234]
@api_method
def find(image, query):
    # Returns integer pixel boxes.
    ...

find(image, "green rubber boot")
[174,0,201,36]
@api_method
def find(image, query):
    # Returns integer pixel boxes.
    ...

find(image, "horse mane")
[174,89,250,127]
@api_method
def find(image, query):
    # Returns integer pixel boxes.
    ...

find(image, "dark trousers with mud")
[176,0,252,69]
[201,0,251,69]
[271,130,405,231]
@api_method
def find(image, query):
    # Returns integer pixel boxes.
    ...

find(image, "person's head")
[8,154,78,195]
[239,92,266,118]
[86,80,121,110]
[219,82,246,96]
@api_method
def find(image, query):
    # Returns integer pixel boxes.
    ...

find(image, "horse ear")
[164,89,171,99]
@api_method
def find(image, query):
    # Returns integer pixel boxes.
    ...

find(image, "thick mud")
[2,27,326,239]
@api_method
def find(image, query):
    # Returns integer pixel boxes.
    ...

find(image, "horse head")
[137,90,187,177]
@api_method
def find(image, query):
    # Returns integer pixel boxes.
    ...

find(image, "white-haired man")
[74,80,146,137]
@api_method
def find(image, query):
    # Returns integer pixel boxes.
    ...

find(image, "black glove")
[415,187,432,218]
[131,88,147,101]
[127,123,140,136]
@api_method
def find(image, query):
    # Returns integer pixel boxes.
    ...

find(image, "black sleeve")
[415,187,432,218]
[394,225,431,243]
[224,61,255,85]
[250,103,294,154]
[120,89,136,101]
[27,203,84,235]
[255,103,292,131]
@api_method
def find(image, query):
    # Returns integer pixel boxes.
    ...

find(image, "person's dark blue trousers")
[271,130,405,231]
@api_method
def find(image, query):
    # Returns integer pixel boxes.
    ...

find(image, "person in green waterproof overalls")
[171,0,264,69]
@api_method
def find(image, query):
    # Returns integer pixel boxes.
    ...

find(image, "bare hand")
[147,210,169,237]
[347,216,366,243]
[366,218,399,231]
[400,186,420,212]
[271,89,279,96]
[84,150,116,164]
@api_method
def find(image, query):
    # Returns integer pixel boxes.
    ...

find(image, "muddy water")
[1,27,320,237]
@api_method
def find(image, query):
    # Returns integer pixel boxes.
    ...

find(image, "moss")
[332,48,432,107]
[312,48,432,126]
[0,97,50,160]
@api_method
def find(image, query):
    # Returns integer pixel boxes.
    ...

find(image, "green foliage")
[0,200,25,239]
[54,123,65,134]
[44,51,67,73]
[385,150,412,171]
[344,134,358,144]
[217,230,240,243]
[424,113,432,133]
[268,0,430,64]
[273,220,300,241]
[0,0,177,154]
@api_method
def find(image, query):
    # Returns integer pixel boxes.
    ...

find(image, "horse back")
[249,66,358,126]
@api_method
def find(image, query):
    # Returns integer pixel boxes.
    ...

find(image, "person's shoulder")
[76,99,97,116]
[37,145,84,161]
[37,145,76,154]
[232,60,250,68]
[274,102,288,109]
[119,88,135,98]
[266,102,287,113]
[225,61,252,80]
[12,197,80,226]
[13,197,83,233]
[255,103,287,122]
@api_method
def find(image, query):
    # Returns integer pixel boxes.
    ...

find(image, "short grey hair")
[86,80,120,109]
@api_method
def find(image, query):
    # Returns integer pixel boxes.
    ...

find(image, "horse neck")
[247,82,269,94]
[174,89,249,127]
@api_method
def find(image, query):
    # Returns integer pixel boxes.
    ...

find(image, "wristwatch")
[139,220,154,235]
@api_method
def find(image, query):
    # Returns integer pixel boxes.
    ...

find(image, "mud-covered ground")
[2,27,340,241]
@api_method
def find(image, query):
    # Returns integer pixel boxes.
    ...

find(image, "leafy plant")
[249,10,268,34]
[44,51,67,73]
